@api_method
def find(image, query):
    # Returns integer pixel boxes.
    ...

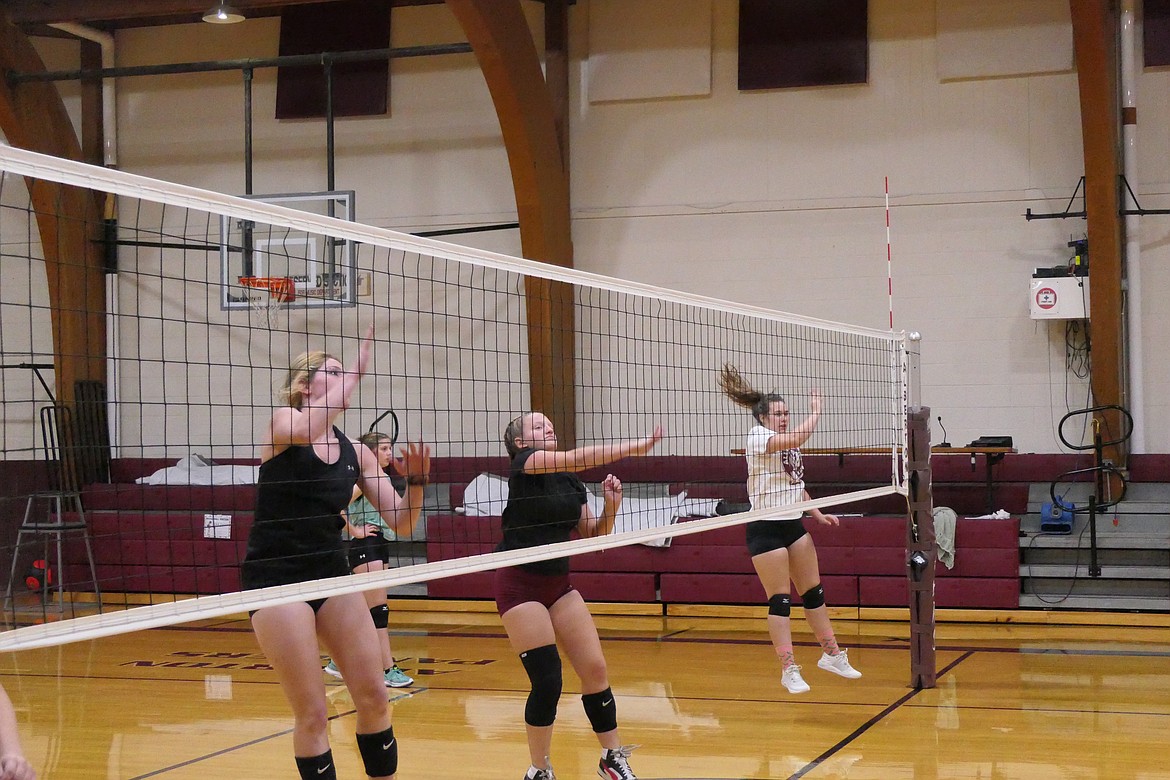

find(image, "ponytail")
[719,363,784,424]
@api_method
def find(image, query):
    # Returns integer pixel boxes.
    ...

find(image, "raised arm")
[356,439,431,537]
[271,323,374,450]
[764,391,823,452]
[523,426,663,475]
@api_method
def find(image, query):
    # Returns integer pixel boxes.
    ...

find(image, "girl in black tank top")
[244,326,430,780]
[242,426,359,588]
[495,411,662,780]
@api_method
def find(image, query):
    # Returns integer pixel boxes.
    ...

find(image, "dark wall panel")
[1146,0,1170,67]
[276,0,391,119]
[738,0,868,90]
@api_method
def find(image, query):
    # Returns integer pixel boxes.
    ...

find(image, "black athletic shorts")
[746,518,808,557]
[347,532,392,569]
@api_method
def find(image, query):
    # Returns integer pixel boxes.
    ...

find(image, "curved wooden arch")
[1069,0,1124,466]
[446,0,577,444]
[0,14,107,411]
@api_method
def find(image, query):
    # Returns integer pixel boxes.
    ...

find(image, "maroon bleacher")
[425,512,1020,609]
[56,452,1066,603]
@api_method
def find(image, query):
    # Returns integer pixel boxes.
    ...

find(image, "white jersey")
[745,424,805,519]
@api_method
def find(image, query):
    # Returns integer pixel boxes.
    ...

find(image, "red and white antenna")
[885,176,894,330]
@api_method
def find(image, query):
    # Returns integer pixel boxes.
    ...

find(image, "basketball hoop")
[239,276,295,326]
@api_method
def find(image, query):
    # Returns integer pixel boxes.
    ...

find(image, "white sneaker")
[781,664,810,694]
[525,760,556,780]
[817,649,862,679]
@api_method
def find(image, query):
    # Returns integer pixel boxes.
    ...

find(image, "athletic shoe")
[781,664,810,694]
[323,659,343,679]
[385,665,413,688]
[817,649,862,679]
[598,744,638,780]
[524,761,556,780]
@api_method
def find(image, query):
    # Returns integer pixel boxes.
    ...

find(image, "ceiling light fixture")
[203,1,245,24]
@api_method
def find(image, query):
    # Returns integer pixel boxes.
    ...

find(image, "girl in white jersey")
[720,364,861,694]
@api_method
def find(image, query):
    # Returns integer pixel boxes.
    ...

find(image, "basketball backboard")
[219,191,358,310]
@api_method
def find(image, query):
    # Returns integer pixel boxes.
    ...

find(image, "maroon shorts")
[494,567,575,616]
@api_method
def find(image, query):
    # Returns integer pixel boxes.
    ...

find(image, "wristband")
[406,475,429,486]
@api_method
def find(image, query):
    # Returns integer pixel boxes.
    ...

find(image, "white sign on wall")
[1029,276,1088,320]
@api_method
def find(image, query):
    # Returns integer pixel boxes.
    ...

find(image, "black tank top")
[498,447,587,575]
[241,426,360,588]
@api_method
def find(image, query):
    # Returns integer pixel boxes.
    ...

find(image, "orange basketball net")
[238,276,295,327]
[238,276,296,303]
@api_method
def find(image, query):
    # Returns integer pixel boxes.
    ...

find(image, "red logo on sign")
[1036,287,1057,310]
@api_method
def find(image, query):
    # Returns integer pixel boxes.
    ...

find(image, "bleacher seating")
[56,452,1072,607]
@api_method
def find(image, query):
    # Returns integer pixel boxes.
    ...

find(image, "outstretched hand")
[391,439,432,484]
[639,425,665,454]
[809,390,823,416]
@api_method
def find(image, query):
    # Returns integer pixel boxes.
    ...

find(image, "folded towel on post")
[933,506,957,569]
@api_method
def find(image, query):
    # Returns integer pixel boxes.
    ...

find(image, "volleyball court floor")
[3,603,1170,779]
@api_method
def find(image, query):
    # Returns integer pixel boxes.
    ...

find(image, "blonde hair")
[278,351,333,409]
[719,363,785,424]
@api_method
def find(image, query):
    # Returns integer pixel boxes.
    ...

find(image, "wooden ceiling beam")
[0,0,444,26]
[445,0,576,445]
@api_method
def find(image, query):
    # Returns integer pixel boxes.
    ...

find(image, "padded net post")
[906,406,937,689]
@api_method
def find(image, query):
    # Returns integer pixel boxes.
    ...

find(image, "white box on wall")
[1030,276,1089,319]
[203,513,232,540]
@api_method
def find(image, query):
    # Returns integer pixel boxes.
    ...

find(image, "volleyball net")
[0,144,911,651]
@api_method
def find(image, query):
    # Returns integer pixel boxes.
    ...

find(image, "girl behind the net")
[719,363,862,694]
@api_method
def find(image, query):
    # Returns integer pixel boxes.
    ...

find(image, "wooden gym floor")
[3,600,1170,779]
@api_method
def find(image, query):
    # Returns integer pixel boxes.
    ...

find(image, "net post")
[906,404,936,689]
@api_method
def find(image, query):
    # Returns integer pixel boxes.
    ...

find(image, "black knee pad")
[581,687,618,734]
[295,750,336,780]
[356,726,398,778]
[520,644,562,727]
[768,593,792,617]
[801,584,826,610]
[369,603,390,630]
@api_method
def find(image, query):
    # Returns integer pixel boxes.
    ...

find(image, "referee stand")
[3,405,101,618]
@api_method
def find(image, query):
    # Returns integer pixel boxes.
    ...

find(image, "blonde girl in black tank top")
[245,324,430,780]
